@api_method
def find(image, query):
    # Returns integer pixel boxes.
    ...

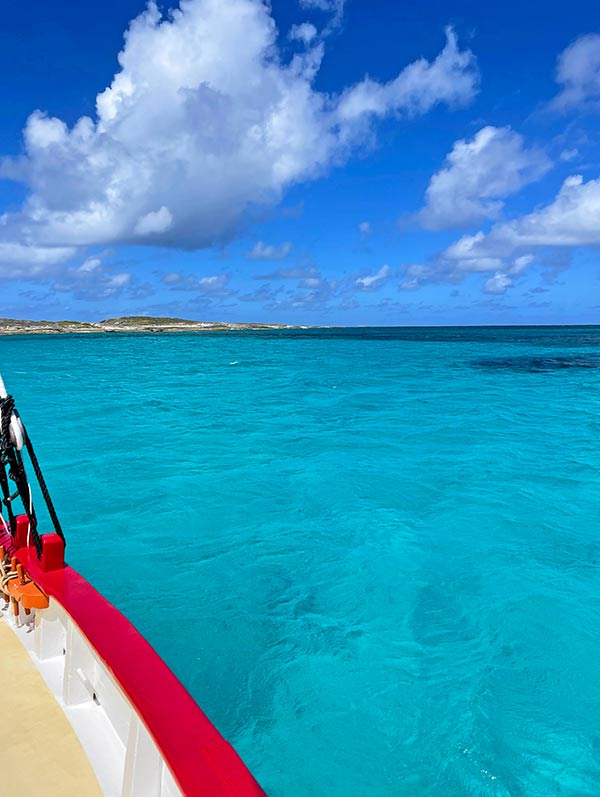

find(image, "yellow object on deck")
[0,619,102,796]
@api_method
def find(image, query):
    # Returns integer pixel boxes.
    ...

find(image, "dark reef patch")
[471,354,600,373]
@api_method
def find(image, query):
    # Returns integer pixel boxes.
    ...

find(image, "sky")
[0,0,599,326]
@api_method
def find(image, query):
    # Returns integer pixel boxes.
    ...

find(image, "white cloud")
[162,271,232,294]
[549,33,600,112]
[446,174,600,260]
[399,263,432,290]
[432,172,600,292]
[298,0,346,29]
[483,272,512,295]
[512,254,535,273]
[358,221,371,236]
[78,256,103,273]
[133,206,174,236]
[355,263,390,290]
[559,147,579,162]
[52,255,133,300]
[293,271,335,305]
[24,114,69,149]
[197,274,230,292]
[0,4,478,279]
[246,241,292,260]
[299,0,343,10]
[289,22,317,45]
[418,126,551,229]
[0,243,76,279]
[336,27,478,124]
[252,263,337,308]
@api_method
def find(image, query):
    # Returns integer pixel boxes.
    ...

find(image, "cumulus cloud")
[252,259,389,310]
[0,2,477,279]
[162,271,232,294]
[482,272,513,295]
[403,165,598,295]
[355,264,390,290]
[289,22,318,45]
[51,256,137,301]
[0,243,76,279]
[358,221,371,236]
[246,241,292,260]
[336,27,477,124]
[399,263,433,290]
[418,126,551,229]
[423,172,600,293]
[298,0,346,30]
[446,175,600,258]
[549,33,600,112]
[251,263,336,309]
[290,272,336,307]
[133,206,174,236]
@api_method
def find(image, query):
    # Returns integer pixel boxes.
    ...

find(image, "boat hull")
[2,525,266,797]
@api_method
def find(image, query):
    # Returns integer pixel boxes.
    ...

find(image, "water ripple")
[0,326,599,796]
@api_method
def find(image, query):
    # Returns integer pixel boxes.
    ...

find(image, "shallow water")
[2,326,600,796]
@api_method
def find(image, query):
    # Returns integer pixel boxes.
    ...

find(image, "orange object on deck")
[6,578,49,610]
[4,562,48,610]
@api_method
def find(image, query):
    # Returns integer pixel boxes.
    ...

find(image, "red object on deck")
[39,532,65,571]
[14,515,29,548]
[16,542,267,797]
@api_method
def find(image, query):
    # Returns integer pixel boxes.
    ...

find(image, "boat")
[0,371,267,796]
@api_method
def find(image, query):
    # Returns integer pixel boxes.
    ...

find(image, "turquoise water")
[2,326,600,795]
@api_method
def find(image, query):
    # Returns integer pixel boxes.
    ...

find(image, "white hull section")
[1,599,182,797]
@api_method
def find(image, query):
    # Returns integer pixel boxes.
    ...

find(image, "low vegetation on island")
[0,317,293,334]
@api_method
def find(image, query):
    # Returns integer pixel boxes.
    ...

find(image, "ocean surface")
[1,326,600,796]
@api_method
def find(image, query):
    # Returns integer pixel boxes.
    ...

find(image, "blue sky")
[0,0,599,325]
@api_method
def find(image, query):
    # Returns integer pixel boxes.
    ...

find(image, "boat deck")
[0,617,102,796]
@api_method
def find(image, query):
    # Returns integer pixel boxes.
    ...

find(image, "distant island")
[0,316,297,335]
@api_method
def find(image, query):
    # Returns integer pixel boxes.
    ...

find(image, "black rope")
[22,420,65,544]
[0,395,18,534]
[0,451,16,533]
[12,447,43,558]
[0,395,12,449]
[0,395,63,557]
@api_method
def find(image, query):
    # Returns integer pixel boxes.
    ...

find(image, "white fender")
[0,371,25,450]
[10,416,25,451]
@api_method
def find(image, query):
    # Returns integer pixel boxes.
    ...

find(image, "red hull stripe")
[16,547,267,797]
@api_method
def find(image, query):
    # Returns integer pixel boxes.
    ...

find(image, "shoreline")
[0,319,597,335]
[0,317,305,335]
